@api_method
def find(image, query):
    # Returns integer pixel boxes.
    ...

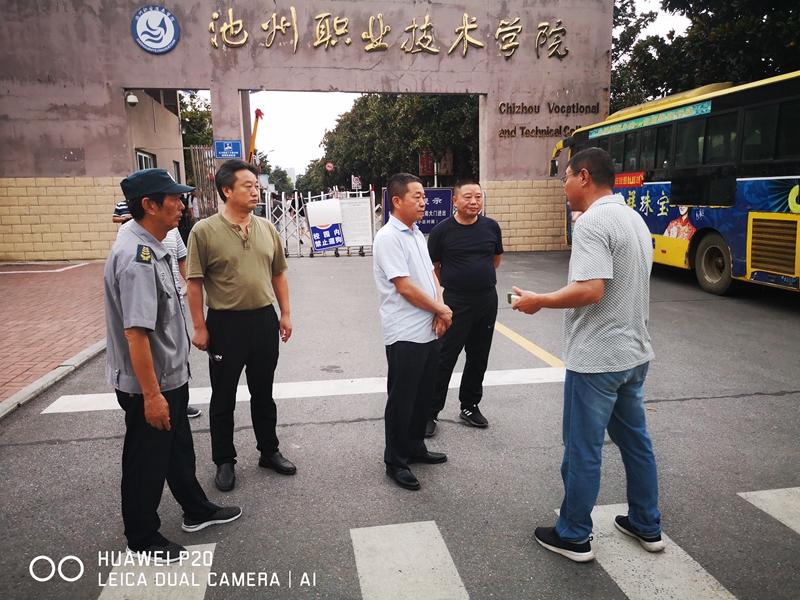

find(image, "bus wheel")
[695,233,732,295]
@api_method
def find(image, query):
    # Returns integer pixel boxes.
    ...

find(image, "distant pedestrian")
[112,199,132,224]
[372,173,453,491]
[104,168,240,563]
[426,179,503,436]
[513,148,663,562]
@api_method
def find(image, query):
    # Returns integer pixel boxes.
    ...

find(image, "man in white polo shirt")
[373,173,453,491]
[513,148,663,562]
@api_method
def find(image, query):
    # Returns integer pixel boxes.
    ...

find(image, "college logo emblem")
[137,245,152,263]
[131,6,181,55]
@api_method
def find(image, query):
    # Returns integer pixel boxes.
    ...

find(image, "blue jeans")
[556,363,661,543]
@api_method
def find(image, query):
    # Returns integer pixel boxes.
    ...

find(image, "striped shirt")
[113,200,131,220]
[563,194,654,373]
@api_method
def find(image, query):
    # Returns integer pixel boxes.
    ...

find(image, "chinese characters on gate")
[208,8,569,61]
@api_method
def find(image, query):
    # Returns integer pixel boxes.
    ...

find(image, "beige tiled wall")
[0,176,569,261]
[484,179,569,251]
[0,177,123,261]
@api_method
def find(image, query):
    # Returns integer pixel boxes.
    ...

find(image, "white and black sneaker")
[182,506,242,533]
[186,405,202,418]
[459,405,488,428]
[534,526,595,562]
[614,515,666,552]
[126,537,186,565]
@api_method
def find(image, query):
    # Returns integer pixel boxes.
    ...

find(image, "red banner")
[615,172,645,187]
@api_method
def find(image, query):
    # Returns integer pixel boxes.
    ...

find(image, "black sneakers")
[126,536,186,565]
[460,405,488,427]
[186,405,202,418]
[182,506,243,533]
[534,527,595,562]
[614,515,666,552]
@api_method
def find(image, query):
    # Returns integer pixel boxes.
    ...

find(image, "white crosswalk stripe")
[588,505,736,600]
[350,521,469,600]
[738,487,800,534]
[41,367,565,414]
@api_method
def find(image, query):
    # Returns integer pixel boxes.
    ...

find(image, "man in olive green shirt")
[187,159,295,493]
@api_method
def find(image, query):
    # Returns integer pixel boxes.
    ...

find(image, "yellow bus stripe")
[494,322,565,368]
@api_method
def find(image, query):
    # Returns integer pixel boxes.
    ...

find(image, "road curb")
[0,338,107,422]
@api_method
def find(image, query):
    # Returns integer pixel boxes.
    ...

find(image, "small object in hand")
[507,292,521,306]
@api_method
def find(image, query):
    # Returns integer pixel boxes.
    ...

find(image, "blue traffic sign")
[214,140,243,159]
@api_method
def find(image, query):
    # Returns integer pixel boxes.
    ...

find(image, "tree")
[270,167,293,194]
[296,93,480,194]
[179,93,213,185]
[626,1,800,103]
[295,158,326,194]
[253,150,293,195]
[610,0,657,114]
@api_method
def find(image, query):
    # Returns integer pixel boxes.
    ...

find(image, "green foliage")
[295,158,326,194]
[297,94,479,193]
[616,0,800,110]
[179,93,213,185]
[253,150,293,194]
[270,167,293,194]
[610,0,657,114]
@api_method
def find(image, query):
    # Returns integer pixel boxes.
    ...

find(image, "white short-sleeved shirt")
[563,194,655,373]
[373,215,438,346]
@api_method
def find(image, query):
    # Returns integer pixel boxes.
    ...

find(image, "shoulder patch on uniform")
[136,245,153,264]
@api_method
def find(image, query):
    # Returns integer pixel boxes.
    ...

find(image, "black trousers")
[384,339,440,468]
[430,289,498,417]
[206,305,280,466]
[117,383,217,551]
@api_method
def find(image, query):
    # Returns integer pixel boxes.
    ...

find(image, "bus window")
[596,137,609,152]
[610,135,625,172]
[703,112,738,165]
[742,104,778,161]
[640,128,656,170]
[655,125,673,169]
[675,119,705,168]
[623,131,639,171]
[776,99,800,159]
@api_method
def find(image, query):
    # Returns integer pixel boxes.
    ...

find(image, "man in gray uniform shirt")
[513,148,664,563]
[104,168,241,563]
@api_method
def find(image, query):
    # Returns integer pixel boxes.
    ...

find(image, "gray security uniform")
[104,220,216,552]
[104,221,189,393]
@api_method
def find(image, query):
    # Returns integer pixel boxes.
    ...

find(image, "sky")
[245,2,691,181]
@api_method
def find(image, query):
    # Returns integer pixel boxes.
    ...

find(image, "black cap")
[120,168,194,200]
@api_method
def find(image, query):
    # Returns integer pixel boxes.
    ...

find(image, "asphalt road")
[0,251,798,600]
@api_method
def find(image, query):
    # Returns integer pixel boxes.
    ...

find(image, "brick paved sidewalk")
[0,261,106,403]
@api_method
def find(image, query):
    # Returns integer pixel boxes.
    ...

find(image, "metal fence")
[256,189,381,258]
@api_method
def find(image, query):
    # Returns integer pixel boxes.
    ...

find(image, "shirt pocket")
[163,289,178,324]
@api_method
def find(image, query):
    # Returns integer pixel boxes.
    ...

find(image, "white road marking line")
[738,487,800,534]
[0,262,88,275]
[350,521,469,600]
[588,504,735,600]
[42,367,565,414]
[97,543,215,600]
